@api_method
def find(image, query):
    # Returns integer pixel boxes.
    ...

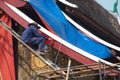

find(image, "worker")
[110,49,120,61]
[21,22,49,55]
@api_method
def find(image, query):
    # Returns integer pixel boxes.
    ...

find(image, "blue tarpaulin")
[29,0,112,59]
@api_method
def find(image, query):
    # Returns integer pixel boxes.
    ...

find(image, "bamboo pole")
[66,57,71,80]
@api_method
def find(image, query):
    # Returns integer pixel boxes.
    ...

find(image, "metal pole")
[99,61,103,80]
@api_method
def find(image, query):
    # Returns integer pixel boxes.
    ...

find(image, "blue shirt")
[21,25,45,42]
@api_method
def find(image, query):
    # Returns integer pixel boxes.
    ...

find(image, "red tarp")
[0,12,15,80]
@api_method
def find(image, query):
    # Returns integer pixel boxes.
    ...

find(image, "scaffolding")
[0,20,120,80]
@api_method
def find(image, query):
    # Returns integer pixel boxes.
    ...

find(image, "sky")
[95,0,120,15]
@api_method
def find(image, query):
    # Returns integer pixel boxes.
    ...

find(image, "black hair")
[28,22,40,29]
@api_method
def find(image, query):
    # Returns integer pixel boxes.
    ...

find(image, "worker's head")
[28,22,40,29]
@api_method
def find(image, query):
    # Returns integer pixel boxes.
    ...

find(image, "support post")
[66,57,71,80]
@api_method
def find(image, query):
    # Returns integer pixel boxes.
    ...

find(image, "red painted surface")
[0,12,15,80]
[0,0,29,28]
[4,0,26,7]
[0,0,96,65]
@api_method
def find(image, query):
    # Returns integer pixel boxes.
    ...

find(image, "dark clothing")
[21,25,47,51]
[21,25,46,41]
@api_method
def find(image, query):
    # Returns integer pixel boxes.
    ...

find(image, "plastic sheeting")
[29,0,112,59]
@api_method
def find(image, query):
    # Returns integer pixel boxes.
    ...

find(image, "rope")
[54,44,62,66]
